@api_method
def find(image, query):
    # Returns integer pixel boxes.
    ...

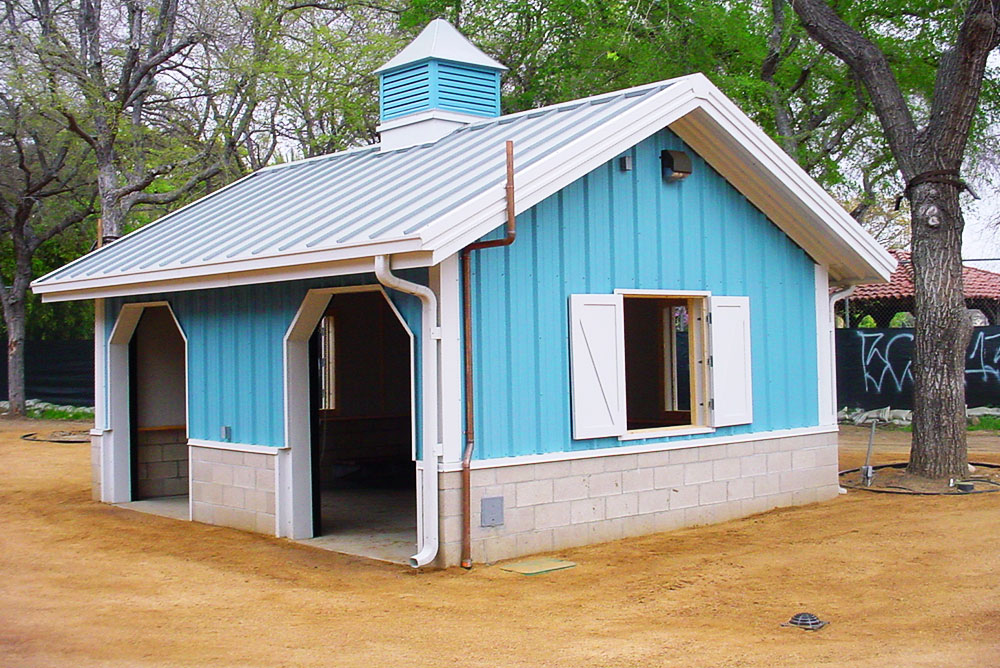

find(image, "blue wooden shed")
[33,19,894,568]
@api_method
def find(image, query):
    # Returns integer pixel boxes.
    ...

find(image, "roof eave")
[34,240,432,302]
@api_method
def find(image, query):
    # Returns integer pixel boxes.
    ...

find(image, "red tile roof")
[851,250,1000,300]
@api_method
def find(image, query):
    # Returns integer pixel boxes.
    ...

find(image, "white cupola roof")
[375,19,506,151]
[375,18,506,74]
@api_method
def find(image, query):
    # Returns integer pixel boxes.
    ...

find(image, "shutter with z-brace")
[569,294,627,439]
[708,296,753,427]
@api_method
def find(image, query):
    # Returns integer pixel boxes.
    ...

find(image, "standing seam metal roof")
[39,83,673,285]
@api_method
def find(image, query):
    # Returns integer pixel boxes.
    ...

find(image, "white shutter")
[569,294,627,439]
[708,296,753,427]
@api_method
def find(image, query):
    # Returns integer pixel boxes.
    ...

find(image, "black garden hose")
[839,461,1000,495]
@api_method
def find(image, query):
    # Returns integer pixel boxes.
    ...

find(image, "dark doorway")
[129,306,188,501]
[308,290,415,559]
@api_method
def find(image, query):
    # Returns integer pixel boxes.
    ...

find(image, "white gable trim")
[426,81,704,262]
[427,74,894,284]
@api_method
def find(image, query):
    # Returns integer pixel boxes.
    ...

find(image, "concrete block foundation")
[190,445,276,534]
[436,430,838,567]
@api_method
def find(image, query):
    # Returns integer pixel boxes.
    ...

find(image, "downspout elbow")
[829,284,856,310]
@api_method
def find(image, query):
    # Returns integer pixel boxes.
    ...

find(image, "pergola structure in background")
[839,249,1000,327]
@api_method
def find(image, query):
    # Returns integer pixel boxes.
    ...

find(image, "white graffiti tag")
[858,331,914,393]
[966,330,1000,381]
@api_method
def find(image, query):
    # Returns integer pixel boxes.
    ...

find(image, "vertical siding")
[107,271,425,450]
[470,129,819,460]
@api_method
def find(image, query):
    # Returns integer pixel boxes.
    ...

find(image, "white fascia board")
[34,234,425,298]
[423,82,704,263]
[37,248,434,302]
[32,169,263,289]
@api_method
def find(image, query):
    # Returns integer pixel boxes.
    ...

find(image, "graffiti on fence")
[857,331,913,393]
[966,329,1000,382]
[837,326,1000,410]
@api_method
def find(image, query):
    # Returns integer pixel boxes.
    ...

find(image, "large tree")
[0,0,264,239]
[0,96,96,415]
[790,0,1000,479]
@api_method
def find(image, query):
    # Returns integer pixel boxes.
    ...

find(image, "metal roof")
[36,83,674,289]
[374,18,506,73]
[32,74,895,300]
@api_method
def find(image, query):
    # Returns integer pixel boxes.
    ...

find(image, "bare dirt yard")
[3,419,999,667]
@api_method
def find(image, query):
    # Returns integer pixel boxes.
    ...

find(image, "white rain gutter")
[374,255,441,568]
[830,285,856,313]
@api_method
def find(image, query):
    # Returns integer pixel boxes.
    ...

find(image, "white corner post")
[825,270,856,426]
[279,292,331,539]
[91,299,109,500]
[375,255,441,568]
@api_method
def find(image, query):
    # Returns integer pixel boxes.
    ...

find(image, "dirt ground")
[2,420,999,667]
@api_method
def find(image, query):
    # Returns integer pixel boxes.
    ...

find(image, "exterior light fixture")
[619,155,633,172]
[660,150,692,182]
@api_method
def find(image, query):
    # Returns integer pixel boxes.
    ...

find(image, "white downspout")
[374,255,441,568]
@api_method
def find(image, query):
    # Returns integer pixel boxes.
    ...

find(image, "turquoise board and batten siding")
[104,272,425,450]
[469,128,819,461]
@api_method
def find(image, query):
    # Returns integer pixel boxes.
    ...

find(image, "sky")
[962,184,1000,270]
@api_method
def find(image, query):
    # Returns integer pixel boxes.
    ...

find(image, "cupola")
[374,19,506,150]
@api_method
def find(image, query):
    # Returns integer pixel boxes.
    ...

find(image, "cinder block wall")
[190,445,276,534]
[134,428,188,498]
[90,435,102,501]
[436,431,838,567]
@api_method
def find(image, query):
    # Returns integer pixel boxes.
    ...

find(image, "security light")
[660,150,692,182]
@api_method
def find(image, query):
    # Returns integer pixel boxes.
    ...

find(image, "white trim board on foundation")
[439,424,837,472]
[188,439,287,455]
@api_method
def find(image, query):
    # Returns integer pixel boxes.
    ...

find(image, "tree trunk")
[908,180,972,479]
[3,294,27,416]
[97,163,126,239]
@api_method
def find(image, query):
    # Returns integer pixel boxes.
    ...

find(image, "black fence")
[836,326,1000,410]
[0,340,94,406]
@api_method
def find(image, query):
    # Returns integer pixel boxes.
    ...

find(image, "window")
[622,295,706,431]
[318,314,336,411]
[569,291,752,440]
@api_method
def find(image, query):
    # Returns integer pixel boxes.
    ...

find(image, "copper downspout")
[460,140,516,569]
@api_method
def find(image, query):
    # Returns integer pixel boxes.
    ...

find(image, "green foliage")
[968,415,1000,431]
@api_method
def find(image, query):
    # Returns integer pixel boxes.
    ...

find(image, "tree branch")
[790,0,919,176]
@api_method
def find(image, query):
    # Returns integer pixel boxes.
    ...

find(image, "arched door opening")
[307,290,416,561]
[127,305,188,516]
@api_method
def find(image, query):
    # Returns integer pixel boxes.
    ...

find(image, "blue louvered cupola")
[375,19,506,150]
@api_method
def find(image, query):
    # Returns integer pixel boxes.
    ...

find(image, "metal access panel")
[481,496,504,527]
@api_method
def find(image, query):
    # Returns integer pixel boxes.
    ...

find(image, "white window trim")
[570,288,754,441]
[618,425,714,441]
[614,288,711,297]
[617,289,711,434]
